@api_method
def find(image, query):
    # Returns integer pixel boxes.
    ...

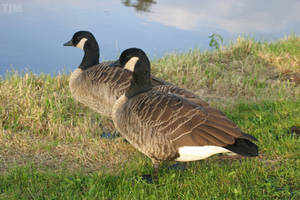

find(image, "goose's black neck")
[79,40,99,70]
[125,58,152,98]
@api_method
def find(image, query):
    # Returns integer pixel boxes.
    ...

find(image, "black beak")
[63,40,73,46]
[109,60,121,68]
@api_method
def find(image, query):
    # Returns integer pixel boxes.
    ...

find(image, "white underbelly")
[176,146,231,162]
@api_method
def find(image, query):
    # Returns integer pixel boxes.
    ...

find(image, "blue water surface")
[1,0,300,76]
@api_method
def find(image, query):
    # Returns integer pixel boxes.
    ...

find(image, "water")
[1,0,300,76]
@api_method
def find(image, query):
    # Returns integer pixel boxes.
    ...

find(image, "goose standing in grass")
[63,31,210,118]
[64,30,127,117]
[112,48,259,182]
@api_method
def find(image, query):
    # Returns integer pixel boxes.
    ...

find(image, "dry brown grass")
[0,73,137,174]
[257,36,300,84]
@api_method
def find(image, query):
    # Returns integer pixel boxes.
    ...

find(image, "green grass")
[1,36,300,199]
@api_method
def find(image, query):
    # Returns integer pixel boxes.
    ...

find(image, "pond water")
[1,0,300,76]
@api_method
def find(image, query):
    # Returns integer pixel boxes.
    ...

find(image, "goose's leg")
[152,160,160,184]
[141,160,160,184]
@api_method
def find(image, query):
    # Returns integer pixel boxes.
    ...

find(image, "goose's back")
[70,62,216,119]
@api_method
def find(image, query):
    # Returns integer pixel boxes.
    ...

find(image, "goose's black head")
[63,31,97,50]
[64,31,99,70]
[116,48,152,97]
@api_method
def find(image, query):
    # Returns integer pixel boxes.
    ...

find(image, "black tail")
[225,138,258,157]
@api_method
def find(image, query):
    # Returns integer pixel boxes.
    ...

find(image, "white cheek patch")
[124,57,139,72]
[76,38,88,50]
[176,146,231,162]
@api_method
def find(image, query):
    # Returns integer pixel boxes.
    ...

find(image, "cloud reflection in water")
[136,0,300,33]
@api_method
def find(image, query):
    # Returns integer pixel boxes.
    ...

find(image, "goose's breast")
[69,68,113,117]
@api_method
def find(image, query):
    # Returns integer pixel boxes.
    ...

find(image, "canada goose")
[112,48,259,182]
[64,31,133,117]
[64,31,210,118]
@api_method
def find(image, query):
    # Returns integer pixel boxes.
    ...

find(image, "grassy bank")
[0,36,300,199]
